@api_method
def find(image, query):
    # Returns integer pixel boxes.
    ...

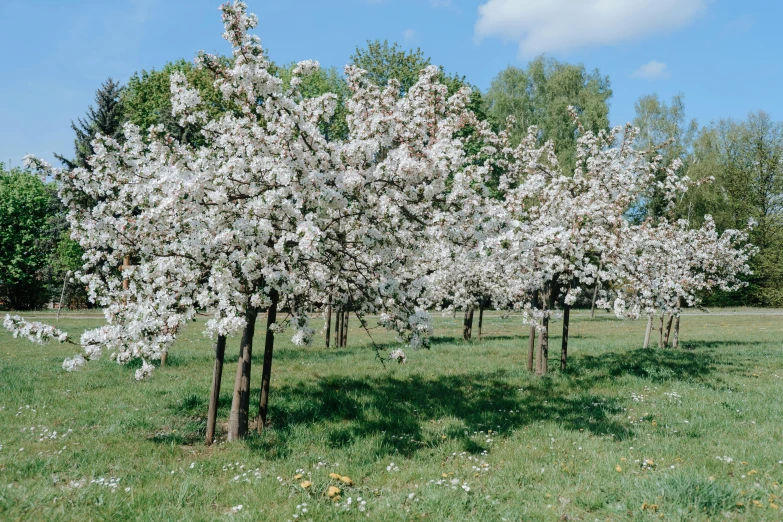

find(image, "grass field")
[1,309,782,521]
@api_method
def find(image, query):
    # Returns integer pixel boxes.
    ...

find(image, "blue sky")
[1,0,780,167]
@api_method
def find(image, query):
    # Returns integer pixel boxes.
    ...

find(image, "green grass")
[1,310,782,521]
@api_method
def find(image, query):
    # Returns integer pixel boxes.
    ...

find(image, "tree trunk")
[643,315,653,349]
[672,298,682,349]
[527,290,539,373]
[477,300,484,341]
[536,282,551,376]
[527,323,536,372]
[673,313,680,349]
[325,297,332,348]
[160,350,168,366]
[56,271,68,322]
[535,318,549,376]
[206,335,227,445]
[227,303,258,441]
[658,313,664,349]
[463,307,474,340]
[122,256,130,291]
[590,262,602,318]
[561,303,570,372]
[663,313,674,347]
[334,305,342,347]
[341,308,349,347]
[256,289,279,433]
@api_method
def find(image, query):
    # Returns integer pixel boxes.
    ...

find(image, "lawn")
[1,309,782,521]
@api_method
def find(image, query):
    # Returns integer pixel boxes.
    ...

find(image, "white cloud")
[632,60,670,80]
[403,28,417,43]
[475,0,706,56]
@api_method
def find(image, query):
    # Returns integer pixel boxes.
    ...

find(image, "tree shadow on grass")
[260,370,632,459]
[679,340,768,350]
[157,344,720,454]
[569,347,716,384]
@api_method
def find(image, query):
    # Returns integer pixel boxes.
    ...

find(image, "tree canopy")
[484,57,612,173]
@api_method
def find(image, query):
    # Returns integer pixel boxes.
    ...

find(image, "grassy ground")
[1,309,782,521]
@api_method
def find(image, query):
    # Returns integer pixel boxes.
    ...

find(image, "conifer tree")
[55,78,124,170]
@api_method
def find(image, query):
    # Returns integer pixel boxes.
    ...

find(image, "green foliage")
[632,94,699,221]
[349,40,484,117]
[703,113,783,306]
[676,113,782,306]
[55,78,124,171]
[277,64,351,141]
[631,96,783,307]
[0,165,54,309]
[350,40,431,95]
[484,57,612,173]
[122,58,233,146]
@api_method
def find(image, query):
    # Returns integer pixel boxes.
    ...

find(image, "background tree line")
[2,41,780,309]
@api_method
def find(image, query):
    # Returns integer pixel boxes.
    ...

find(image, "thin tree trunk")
[206,335,227,445]
[527,290,538,373]
[536,318,549,376]
[325,297,332,348]
[463,307,474,340]
[643,315,653,349]
[160,325,169,366]
[673,313,681,349]
[121,256,130,307]
[536,282,550,376]
[341,308,349,347]
[663,313,674,347]
[334,306,342,348]
[527,323,536,372]
[56,271,68,322]
[122,256,130,291]
[477,300,484,341]
[561,303,570,372]
[658,313,664,349]
[672,298,682,349]
[256,290,279,432]
[590,262,602,318]
[227,303,258,441]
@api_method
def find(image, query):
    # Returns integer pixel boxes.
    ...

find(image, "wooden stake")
[590,262,602,318]
[56,271,69,322]
[663,313,674,347]
[536,282,550,376]
[325,296,332,348]
[561,303,570,371]
[477,300,484,341]
[643,315,653,349]
[256,290,278,432]
[334,305,342,348]
[206,335,226,445]
[527,290,538,373]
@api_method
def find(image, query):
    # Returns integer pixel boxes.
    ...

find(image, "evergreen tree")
[55,78,124,170]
